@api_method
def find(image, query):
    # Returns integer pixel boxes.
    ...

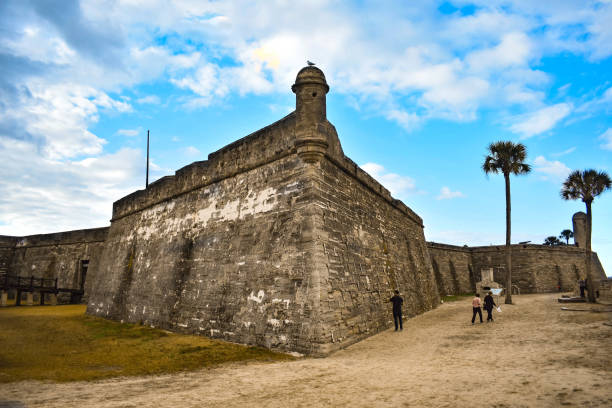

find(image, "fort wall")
[87,152,327,353]
[86,66,440,355]
[1,228,108,303]
[427,242,475,295]
[427,243,606,296]
[0,236,19,279]
[310,156,439,351]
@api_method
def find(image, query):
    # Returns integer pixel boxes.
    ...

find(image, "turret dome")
[292,66,329,93]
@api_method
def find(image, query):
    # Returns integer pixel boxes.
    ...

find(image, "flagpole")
[146,129,150,188]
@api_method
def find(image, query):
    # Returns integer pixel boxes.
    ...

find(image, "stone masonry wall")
[425,243,606,295]
[86,124,440,355]
[87,153,324,353]
[469,244,606,294]
[86,66,441,355]
[2,228,108,303]
[0,236,19,280]
[310,157,439,352]
[110,113,301,222]
[427,242,476,295]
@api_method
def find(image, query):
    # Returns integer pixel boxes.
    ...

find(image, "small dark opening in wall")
[312,92,317,97]
[80,260,89,291]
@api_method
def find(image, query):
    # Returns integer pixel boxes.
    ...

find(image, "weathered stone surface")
[0,236,19,279]
[428,241,607,296]
[312,157,439,352]
[86,66,440,355]
[598,278,612,302]
[572,212,587,248]
[0,228,108,303]
[427,242,475,295]
[470,244,606,293]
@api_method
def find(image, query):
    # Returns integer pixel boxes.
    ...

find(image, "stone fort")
[0,66,607,355]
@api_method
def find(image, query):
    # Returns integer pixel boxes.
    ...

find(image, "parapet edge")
[427,241,471,252]
[7,227,110,248]
[468,243,586,252]
[325,154,424,227]
[111,113,297,221]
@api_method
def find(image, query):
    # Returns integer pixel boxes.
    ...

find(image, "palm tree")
[561,170,611,302]
[544,236,562,246]
[559,229,574,245]
[483,141,531,304]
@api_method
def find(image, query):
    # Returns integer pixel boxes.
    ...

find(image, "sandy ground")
[1,294,611,408]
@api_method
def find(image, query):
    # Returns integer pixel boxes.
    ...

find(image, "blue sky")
[0,0,611,275]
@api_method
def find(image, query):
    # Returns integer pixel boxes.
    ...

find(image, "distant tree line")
[543,229,574,246]
[483,140,610,304]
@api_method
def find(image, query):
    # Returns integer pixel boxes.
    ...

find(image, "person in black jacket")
[483,291,496,322]
[579,279,586,298]
[390,290,403,331]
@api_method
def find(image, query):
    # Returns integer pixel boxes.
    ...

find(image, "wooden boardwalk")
[0,275,83,305]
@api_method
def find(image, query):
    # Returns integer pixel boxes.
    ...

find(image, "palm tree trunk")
[504,172,513,304]
[585,201,596,303]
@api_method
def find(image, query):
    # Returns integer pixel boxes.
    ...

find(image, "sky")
[0,0,611,276]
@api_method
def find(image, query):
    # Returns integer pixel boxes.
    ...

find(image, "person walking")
[483,291,496,322]
[471,293,483,324]
[390,290,403,331]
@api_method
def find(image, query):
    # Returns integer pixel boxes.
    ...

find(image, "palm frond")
[482,140,531,176]
[561,169,611,202]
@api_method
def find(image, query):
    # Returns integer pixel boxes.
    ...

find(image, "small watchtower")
[292,65,329,123]
[572,212,586,248]
[292,65,330,163]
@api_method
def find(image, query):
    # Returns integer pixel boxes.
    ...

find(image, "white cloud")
[510,103,572,138]
[183,146,201,156]
[171,64,229,107]
[533,156,572,182]
[437,187,465,200]
[136,95,161,104]
[0,139,143,235]
[550,147,576,157]
[5,0,605,134]
[600,128,612,151]
[3,0,610,127]
[557,83,571,96]
[466,32,532,72]
[2,0,612,237]
[0,82,121,160]
[360,162,416,198]
[603,86,612,103]
[116,128,140,137]
[386,109,421,131]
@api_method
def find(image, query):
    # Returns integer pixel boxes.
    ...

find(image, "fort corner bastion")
[85,66,440,355]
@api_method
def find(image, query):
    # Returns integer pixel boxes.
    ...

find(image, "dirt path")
[2,294,611,407]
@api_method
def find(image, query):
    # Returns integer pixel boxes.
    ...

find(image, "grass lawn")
[0,305,295,383]
[441,294,473,302]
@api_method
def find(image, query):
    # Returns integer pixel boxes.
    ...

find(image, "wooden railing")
[1,275,58,292]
